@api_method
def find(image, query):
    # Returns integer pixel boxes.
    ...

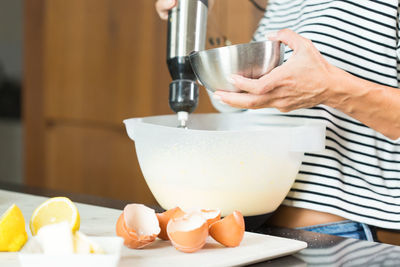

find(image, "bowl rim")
[188,40,282,59]
[123,113,322,134]
[123,113,326,152]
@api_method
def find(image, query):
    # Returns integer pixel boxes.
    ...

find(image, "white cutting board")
[118,232,306,267]
[0,190,307,267]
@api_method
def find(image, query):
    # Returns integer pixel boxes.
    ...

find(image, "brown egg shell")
[209,210,245,247]
[156,207,186,241]
[167,213,209,253]
[200,209,221,227]
[115,203,161,249]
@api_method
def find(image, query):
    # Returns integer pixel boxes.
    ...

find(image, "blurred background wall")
[0,0,23,184]
[0,0,266,205]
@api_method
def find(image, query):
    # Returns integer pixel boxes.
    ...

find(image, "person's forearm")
[325,67,400,140]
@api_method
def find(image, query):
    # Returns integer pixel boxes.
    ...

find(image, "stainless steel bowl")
[189,41,284,92]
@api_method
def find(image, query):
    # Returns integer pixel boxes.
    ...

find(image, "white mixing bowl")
[124,113,325,217]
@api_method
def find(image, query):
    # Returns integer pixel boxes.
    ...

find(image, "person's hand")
[155,0,177,20]
[213,29,339,112]
[156,0,214,20]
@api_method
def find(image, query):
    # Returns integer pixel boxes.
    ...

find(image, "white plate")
[18,236,123,267]
[118,232,307,267]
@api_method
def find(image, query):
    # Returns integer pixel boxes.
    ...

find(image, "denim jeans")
[297,220,376,241]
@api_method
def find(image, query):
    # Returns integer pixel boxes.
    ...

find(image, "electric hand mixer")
[166,0,208,128]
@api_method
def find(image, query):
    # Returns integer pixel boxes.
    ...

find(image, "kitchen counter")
[1,181,400,267]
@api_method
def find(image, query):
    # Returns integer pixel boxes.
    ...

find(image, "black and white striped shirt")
[251,0,400,229]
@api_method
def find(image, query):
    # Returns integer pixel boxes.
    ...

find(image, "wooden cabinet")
[24,0,265,204]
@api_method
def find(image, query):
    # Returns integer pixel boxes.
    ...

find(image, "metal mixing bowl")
[189,41,284,92]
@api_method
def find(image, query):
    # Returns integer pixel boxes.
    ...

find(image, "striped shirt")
[251,0,400,229]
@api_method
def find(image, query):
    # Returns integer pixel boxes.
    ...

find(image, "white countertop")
[0,189,307,267]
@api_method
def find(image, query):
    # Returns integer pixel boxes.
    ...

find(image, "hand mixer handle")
[166,0,208,117]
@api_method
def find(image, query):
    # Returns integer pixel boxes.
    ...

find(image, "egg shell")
[209,210,245,247]
[116,213,156,249]
[115,204,160,249]
[200,209,221,227]
[156,207,186,240]
[167,213,209,253]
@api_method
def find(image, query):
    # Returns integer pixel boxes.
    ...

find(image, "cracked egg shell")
[156,207,186,240]
[200,209,221,227]
[115,204,161,249]
[209,210,245,247]
[167,212,208,253]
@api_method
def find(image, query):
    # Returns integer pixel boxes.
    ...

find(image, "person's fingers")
[267,28,308,52]
[230,65,284,95]
[213,91,271,109]
[229,75,266,95]
[155,0,177,20]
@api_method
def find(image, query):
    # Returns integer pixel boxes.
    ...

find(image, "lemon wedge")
[0,204,28,251]
[30,197,80,236]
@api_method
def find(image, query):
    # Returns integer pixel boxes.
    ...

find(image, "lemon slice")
[0,204,28,251]
[30,197,80,236]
